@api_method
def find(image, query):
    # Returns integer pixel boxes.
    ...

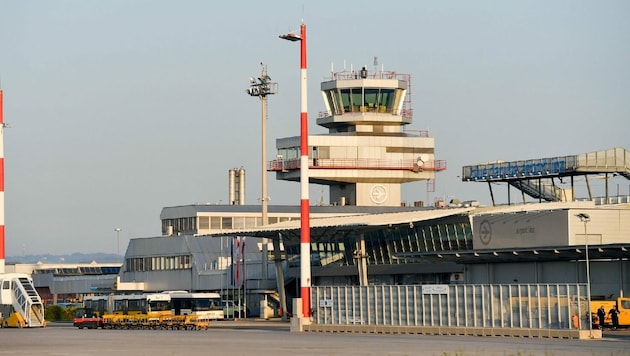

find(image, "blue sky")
[1,1,628,255]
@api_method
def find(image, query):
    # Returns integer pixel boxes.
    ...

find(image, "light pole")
[114,228,122,257]
[246,64,277,286]
[280,22,311,319]
[576,213,592,337]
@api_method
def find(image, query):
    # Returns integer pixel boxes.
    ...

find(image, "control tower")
[270,66,445,207]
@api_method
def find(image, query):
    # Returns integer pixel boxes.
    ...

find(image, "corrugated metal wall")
[312,284,589,330]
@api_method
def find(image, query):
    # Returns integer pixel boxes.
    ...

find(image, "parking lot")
[0,320,629,355]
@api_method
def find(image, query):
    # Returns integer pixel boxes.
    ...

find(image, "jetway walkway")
[462,147,630,204]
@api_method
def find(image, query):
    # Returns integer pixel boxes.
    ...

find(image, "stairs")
[509,180,558,202]
[11,276,45,327]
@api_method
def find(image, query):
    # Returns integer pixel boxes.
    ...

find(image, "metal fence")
[312,284,590,330]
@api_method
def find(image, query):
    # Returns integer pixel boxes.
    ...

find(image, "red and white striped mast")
[280,22,311,319]
[0,89,5,273]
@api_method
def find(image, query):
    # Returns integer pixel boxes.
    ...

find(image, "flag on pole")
[230,236,235,286]
[232,237,246,287]
[235,237,241,286]
[240,236,246,287]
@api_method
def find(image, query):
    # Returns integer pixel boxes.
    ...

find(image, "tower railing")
[268,158,446,172]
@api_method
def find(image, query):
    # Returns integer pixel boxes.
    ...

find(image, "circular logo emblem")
[370,185,388,204]
[479,220,492,245]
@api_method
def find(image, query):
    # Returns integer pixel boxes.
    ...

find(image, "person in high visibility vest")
[572,314,580,329]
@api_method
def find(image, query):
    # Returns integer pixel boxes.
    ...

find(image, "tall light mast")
[0,89,5,273]
[280,22,311,319]
[246,63,278,304]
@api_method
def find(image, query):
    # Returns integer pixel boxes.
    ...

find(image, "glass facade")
[285,216,472,268]
[163,215,297,235]
[126,255,192,272]
[323,87,400,115]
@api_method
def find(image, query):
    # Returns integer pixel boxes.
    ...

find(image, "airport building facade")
[21,64,630,319]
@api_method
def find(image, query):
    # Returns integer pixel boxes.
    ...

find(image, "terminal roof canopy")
[207,208,475,242]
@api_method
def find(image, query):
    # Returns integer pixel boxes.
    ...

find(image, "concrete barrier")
[303,324,599,339]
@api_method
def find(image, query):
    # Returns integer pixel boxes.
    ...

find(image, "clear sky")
[1,1,628,256]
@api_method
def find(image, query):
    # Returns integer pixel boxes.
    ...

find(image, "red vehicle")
[73,308,103,329]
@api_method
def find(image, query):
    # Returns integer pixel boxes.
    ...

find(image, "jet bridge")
[462,147,630,206]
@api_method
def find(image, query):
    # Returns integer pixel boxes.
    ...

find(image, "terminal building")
[20,66,630,320]
[120,67,630,316]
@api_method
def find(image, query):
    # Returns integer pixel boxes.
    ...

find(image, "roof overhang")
[394,244,630,264]
[203,207,475,242]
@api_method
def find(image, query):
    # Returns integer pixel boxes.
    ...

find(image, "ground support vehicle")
[158,314,186,330]
[184,314,210,330]
[73,308,103,329]
[590,297,630,329]
[102,314,148,329]
[0,273,45,328]
[97,291,221,330]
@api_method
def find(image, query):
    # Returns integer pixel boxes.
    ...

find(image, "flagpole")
[243,237,247,318]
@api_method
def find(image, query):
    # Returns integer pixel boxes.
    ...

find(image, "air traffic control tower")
[270,66,446,207]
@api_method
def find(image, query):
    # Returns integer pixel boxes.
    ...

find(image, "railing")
[268,158,447,172]
[329,70,408,81]
[402,129,430,137]
[318,108,413,119]
[11,276,45,327]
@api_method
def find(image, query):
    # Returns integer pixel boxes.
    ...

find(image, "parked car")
[221,300,247,319]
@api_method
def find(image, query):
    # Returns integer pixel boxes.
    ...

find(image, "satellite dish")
[416,154,429,167]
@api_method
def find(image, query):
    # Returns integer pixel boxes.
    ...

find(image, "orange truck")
[591,297,630,328]
[73,307,103,329]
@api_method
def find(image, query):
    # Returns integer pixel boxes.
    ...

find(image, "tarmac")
[1,318,628,356]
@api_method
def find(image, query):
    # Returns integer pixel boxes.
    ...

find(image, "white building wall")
[473,207,630,250]
[569,209,630,246]
[355,183,401,206]
[472,210,569,249]
[467,259,629,298]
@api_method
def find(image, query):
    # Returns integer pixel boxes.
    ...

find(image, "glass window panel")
[364,89,379,110]
[222,217,233,229]
[340,89,351,112]
[210,217,221,230]
[379,89,395,113]
[199,216,209,229]
[233,217,245,229]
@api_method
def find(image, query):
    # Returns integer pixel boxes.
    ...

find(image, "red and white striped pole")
[280,21,311,320]
[297,23,311,319]
[0,89,5,274]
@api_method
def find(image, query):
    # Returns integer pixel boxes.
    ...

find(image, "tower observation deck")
[270,66,446,207]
